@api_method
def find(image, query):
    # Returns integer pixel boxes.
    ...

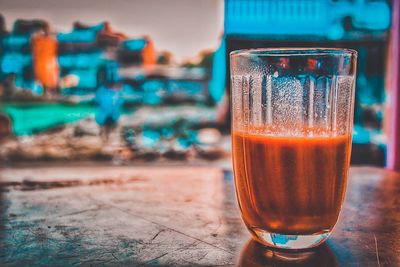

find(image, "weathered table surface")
[0,164,399,266]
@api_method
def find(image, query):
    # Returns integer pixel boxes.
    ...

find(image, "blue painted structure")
[209,38,226,103]
[225,0,390,39]
[223,0,391,155]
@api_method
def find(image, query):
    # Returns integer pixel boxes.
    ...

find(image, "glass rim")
[230,47,358,57]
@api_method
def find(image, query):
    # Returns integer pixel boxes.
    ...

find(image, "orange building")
[142,37,156,66]
[32,33,59,92]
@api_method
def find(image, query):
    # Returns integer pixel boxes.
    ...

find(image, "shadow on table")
[238,239,337,267]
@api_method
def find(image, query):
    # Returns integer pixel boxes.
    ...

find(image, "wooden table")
[0,164,399,266]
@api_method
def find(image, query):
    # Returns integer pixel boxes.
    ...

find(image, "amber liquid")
[232,131,351,235]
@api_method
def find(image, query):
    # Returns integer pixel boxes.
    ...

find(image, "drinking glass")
[231,48,357,250]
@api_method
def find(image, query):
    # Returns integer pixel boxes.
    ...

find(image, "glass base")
[250,228,330,250]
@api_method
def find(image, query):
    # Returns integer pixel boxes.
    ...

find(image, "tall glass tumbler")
[231,48,357,250]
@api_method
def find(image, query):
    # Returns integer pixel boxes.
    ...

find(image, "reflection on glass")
[238,239,337,267]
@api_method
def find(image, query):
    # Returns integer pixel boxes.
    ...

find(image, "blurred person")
[31,25,59,95]
[95,81,124,142]
[95,62,123,142]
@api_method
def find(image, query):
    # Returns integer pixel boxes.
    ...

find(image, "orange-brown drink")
[230,48,357,249]
[233,132,351,235]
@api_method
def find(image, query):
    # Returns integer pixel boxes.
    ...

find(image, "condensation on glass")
[231,48,357,250]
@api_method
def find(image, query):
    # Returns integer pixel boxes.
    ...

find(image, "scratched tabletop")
[0,164,399,266]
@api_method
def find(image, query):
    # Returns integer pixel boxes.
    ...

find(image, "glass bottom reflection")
[238,239,338,267]
[250,227,330,249]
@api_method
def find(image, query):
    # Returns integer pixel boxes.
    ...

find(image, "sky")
[0,0,224,62]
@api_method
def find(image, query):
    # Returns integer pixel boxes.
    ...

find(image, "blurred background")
[0,0,394,166]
